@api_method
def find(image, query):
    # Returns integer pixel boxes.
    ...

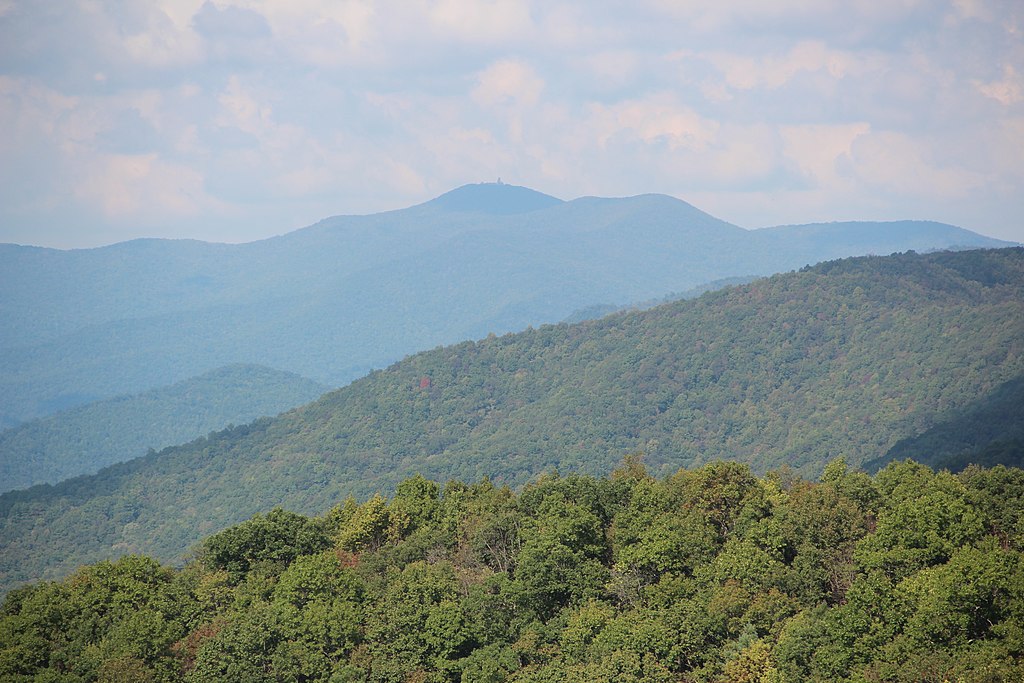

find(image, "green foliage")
[0,364,326,493]
[335,495,394,553]
[959,464,1024,548]
[856,466,986,580]
[0,555,199,683]
[2,247,1023,596]
[362,561,471,681]
[200,508,331,578]
[865,373,1024,473]
[3,465,1024,682]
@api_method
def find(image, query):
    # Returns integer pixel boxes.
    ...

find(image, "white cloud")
[73,153,212,219]
[0,76,78,143]
[843,130,987,199]
[707,40,877,91]
[472,60,545,108]
[429,0,534,44]
[573,50,643,91]
[247,0,378,66]
[586,96,718,152]
[215,75,272,136]
[154,0,208,30]
[780,122,871,188]
[976,64,1023,105]
[950,0,994,21]
[639,0,930,35]
[108,1,206,68]
[1,0,1022,246]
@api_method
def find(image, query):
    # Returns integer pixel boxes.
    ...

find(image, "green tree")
[200,508,331,578]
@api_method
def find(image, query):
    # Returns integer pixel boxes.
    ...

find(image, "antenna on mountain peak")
[497,177,503,185]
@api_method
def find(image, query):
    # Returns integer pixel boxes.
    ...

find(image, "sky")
[0,0,1022,248]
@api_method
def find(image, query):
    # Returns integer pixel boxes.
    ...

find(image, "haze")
[1,0,1022,248]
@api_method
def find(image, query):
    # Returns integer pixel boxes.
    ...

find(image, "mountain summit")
[0,188,1012,427]
[419,182,564,214]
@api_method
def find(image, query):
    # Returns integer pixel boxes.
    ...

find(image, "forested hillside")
[560,276,758,324]
[0,247,1020,594]
[864,372,1024,473]
[0,364,326,493]
[1,183,1011,426]
[2,462,1022,682]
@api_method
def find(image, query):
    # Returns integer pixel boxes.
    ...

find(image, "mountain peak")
[420,182,563,215]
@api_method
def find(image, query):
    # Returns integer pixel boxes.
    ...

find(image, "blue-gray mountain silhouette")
[0,183,1012,426]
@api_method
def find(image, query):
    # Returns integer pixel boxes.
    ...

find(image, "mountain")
[419,181,564,214]
[0,364,327,494]
[863,373,1024,473]
[0,184,1012,426]
[747,219,1007,263]
[561,275,759,323]
[0,247,1020,593]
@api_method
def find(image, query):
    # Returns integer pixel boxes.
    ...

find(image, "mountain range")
[1,246,1020,594]
[1,183,1012,428]
[0,364,326,493]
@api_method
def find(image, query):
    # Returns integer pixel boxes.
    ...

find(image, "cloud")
[638,0,936,40]
[73,153,212,218]
[473,60,545,108]
[843,131,988,199]
[780,123,871,189]
[570,50,645,96]
[215,75,272,136]
[191,1,273,64]
[244,0,379,68]
[0,0,1022,246]
[976,64,1023,105]
[587,96,717,152]
[707,41,871,91]
[950,0,994,21]
[429,0,534,44]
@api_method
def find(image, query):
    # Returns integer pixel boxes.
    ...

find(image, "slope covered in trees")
[1,183,1012,426]
[0,247,1021,594]
[560,276,758,324]
[0,364,326,493]
[2,462,1023,682]
[864,372,1024,473]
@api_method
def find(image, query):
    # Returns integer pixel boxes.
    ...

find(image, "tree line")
[2,458,1022,682]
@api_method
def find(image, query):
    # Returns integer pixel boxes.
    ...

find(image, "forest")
[1,459,1022,682]
[1,247,1022,595]
[0,364,326,493]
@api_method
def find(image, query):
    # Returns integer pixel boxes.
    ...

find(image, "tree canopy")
[2,462,1022,682]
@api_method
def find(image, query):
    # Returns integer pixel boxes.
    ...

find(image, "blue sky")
[1,0,1021,247]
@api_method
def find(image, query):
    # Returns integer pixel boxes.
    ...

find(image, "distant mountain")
[748,219,1010,266]
[1,247,1020,593]
[0,184,1012,426]
[0,364,326,493]
[419,181,563,214]
[864,373,1024,473]
[561,275,759,323]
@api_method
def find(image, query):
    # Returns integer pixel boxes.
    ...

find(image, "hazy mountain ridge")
[0,364,327,493]
[0,184,1011,426]
[561,276,760,324]
[417,182,564,214]
[1,247,1020,593]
